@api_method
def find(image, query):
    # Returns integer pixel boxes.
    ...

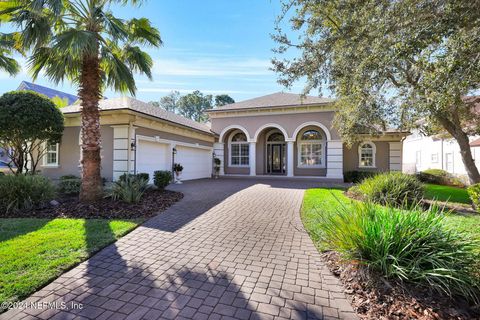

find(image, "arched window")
[298,129,324,167]
[358,142,376,168]
[229,130,249,166]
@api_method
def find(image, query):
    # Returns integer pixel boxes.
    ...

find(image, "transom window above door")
[229,131,249,166]
[298,129,324,167]
[267,132,285,142]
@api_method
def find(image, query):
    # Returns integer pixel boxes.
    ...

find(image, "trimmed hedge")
[57,175,81,195]
[153,170,172,189]
[355,172,424,207]
[344,170,378,183]
[417,169,464,187]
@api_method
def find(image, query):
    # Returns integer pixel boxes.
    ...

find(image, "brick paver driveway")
[3,178,357,320]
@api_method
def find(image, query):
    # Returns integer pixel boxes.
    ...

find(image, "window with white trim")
[431,153,438,163]
[44,142,59,166]
[298,129,324,167]
[358,142,376,168]
[229,131,249,166]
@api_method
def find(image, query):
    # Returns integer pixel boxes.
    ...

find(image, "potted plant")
[213,157,221,179]
[173,163,183,184]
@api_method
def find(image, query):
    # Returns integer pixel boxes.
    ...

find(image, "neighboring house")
[403,129,480,181]
[206,92,407,180]
[17,81,79,104]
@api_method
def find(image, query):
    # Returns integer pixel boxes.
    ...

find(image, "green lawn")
[0,218,141,305]
[302,188,480,250]
[424,183,471,204]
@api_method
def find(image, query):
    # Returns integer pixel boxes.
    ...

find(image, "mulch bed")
[1,189,184,219]
[323,251,480,320]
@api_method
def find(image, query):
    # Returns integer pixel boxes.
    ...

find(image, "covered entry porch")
[213,122,344,180]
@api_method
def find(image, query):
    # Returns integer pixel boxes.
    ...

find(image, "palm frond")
[100,47,136,95]
[127,17,162,47]
[122,45,153,79]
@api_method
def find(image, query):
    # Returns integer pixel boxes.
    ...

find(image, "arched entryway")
[253,125,288,175]
[265,130,286,174]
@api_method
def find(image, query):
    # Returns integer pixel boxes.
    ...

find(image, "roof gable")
[209,92,335,112]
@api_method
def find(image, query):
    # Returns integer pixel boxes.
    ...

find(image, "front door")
[267,143,285,174]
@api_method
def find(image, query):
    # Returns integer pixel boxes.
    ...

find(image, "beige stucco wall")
[343,141,391,172]
[211,111,339,141]
[40,126,114,181]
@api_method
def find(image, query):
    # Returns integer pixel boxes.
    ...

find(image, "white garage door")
[176,146,212,180]
[136,140,169,183]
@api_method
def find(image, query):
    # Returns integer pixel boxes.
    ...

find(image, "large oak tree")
[273,0,480,183]
[5,0,161,201]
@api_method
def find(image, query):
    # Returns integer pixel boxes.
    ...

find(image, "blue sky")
[0,0,319,103]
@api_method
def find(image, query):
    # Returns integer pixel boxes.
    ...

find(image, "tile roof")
[17,81,78,105]
[470,138,480,147]
[208,92,335,112]
[61,96,213,134]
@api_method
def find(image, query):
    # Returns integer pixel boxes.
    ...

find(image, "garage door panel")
[176,146,212,180]
[136,140,169,183]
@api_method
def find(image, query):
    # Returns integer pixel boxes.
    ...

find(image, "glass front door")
[267,143,285,174]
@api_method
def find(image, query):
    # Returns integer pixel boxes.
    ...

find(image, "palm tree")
[6,0,161,201]
[0,34,20,75]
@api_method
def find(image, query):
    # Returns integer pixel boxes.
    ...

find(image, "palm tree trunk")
[78,54,103,202]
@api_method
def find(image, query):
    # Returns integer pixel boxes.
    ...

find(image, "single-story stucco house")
[37,92,407,182]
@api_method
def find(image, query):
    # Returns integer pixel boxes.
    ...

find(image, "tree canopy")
[273,0,480,183]
[0,91,64,174]
[151,91,235,123]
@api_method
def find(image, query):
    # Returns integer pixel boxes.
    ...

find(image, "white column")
[213,143,225,176]
[249,142,256,176]
[287,140,294,177]
[112,125,130,181]
[326,140,344,180]
[389,142,402,171]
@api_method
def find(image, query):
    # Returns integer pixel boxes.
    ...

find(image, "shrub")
[343,170,378,183]
[417,169,465,187]
[57,175,81,195]
[119,173,150,183]
[154,170,172,189]
[110,175,149,204]
[0,174,56,213]
[315,201,480,302]
[468,183,480,210]
[0,91,64,174]
[356,172,424,207]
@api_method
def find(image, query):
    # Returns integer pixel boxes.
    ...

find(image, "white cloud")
[152,57,274,77]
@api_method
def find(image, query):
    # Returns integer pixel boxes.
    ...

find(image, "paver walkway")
[3,178,357,320]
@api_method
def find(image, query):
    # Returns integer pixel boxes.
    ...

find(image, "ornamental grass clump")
[0,174,56,213]
[110,175,149,204]
[356,172,424,207]
[315,200,480,302]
